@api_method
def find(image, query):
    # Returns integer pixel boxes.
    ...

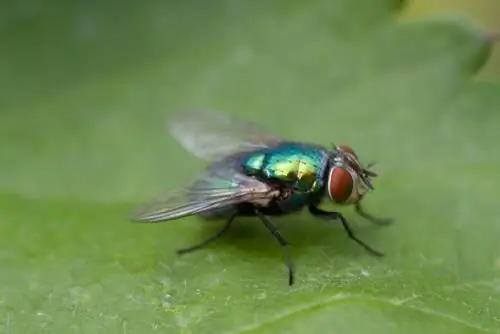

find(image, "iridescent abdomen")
[241,142,329,194]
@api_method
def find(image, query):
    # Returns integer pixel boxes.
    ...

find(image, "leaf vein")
[228,293,492,334]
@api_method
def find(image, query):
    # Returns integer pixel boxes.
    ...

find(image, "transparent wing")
[130,159,277,223]
[168,109,284,161]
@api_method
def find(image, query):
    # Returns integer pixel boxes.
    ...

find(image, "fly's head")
[326,143,378,205]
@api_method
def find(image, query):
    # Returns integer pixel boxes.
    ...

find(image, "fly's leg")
[254,207,295,286]
[308,204,384,257]
[355,202,393,226]
[176,211,238,255]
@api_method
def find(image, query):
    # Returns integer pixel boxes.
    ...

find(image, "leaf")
[1,0,500,333]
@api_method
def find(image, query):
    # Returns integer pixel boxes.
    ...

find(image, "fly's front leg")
[355,202,393,226]
[308,204,384,257]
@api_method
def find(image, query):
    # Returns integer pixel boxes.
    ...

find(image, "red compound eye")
[327,166,354,204]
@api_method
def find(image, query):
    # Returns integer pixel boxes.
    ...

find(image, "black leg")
[355,202,393,226]
[254,208,295,286]
[309,204,384,257]
[176,211,238,255]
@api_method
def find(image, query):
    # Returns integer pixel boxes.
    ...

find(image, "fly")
[129,109,392,285]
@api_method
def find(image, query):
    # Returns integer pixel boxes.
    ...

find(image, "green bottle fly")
[130,109,392,286]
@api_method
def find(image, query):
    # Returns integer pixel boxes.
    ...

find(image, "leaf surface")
[1,1,500,333]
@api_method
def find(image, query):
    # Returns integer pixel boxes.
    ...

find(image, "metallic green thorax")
[241,142,330,195]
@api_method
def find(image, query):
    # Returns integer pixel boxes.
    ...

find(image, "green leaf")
[2,0,500,333]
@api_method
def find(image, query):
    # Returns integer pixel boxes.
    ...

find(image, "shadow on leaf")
[165,210,392,269]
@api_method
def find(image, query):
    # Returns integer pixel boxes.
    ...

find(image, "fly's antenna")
[360,173,375,190]
[358,161,379,190]
[363,162,378,177]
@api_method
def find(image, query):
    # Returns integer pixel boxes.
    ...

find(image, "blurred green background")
[403,0,500,79]
[1,0,500,333]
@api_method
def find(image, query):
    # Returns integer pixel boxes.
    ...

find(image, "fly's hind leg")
[309,204,384,257]
[176,210,238,255]
[355,202,393,226]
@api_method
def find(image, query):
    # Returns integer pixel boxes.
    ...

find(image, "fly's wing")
[130,159,277,223]
[169,109,284,161]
